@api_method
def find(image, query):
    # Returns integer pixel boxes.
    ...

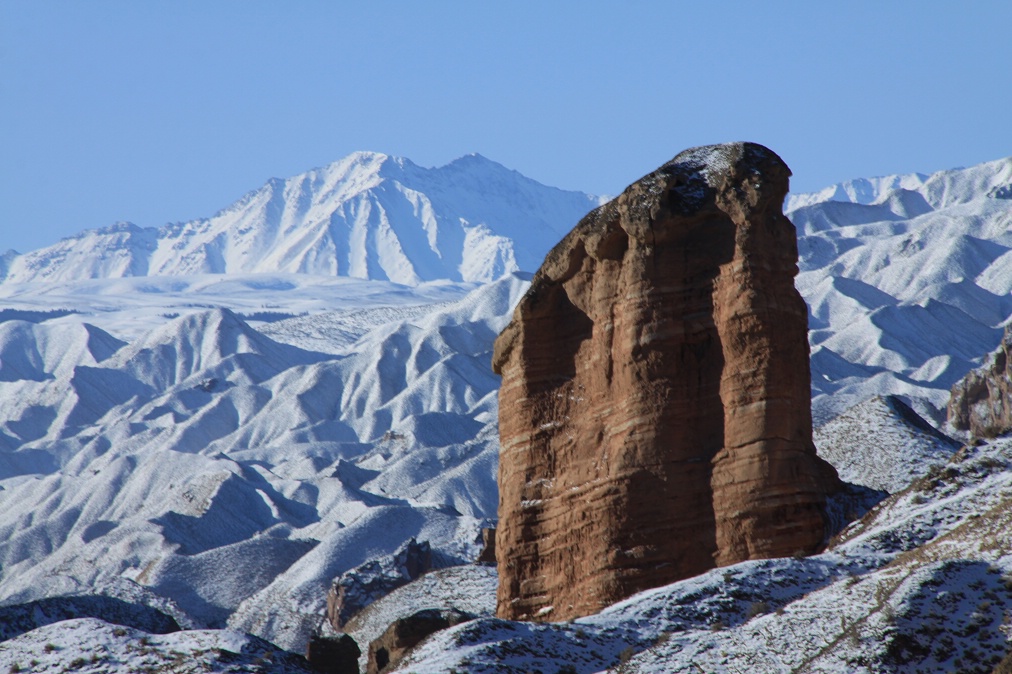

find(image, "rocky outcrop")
[367,609,474,674]
[948,326,1012,438]
[476,527,497,565]
[326,539,433,630]
[493,142,841,622]
[305,634,361,674]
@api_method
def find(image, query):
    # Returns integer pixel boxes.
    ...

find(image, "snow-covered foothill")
[0,273,530,655]
[0,618,315,674]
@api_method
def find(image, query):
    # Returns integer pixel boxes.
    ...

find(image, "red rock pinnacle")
[492,143,840,621]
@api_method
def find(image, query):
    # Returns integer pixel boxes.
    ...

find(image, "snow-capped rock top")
[1,152,602,286]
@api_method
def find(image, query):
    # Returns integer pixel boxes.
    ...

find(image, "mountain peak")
[1,152,600,286]
[447,152,493,165]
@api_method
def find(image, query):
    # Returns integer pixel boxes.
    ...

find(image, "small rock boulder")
[305,634,361,674]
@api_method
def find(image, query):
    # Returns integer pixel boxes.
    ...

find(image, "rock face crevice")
[493,143,840,622]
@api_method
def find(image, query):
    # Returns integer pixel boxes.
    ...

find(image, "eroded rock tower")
[493,142,840,621]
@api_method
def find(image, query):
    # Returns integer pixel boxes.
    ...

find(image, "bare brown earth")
[493,142,840,622]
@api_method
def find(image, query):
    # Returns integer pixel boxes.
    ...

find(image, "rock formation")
[367,609,474,674]
[305,634,361,674]
[326,539,434,630]
[476,527,497,565]
[493,142,840,622]
[948,325,1012,438]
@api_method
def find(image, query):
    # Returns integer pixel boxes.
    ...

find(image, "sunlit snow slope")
[0,152,602,285]
[0,274,529,651]
[789,156,1012,423]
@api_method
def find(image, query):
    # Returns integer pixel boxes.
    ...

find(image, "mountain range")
[0,152,602,285]
[0,150,1011,672]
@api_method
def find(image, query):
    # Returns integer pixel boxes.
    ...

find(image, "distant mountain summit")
[1,152,602,285]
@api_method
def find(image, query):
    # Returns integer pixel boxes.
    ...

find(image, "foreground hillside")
[399,434,1012,672]
[0,152,1011,671]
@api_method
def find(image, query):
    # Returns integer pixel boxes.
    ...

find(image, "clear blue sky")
[2,1,1010,253]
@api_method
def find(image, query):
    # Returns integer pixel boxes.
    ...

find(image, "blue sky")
[1,1,1010,253]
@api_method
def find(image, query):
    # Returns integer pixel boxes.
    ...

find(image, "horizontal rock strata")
[493,142,840,621]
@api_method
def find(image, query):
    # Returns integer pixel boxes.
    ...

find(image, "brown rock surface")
[493,142,840,622]
[948,326,1012,438]
[476,527,497,565]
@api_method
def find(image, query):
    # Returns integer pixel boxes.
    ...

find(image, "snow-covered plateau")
[0,151,1011,673]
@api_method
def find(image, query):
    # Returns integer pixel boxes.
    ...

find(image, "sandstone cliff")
[948,325,1012,438]
[493,142,840,622]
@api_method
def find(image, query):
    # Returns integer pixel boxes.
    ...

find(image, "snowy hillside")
[788,156,1012,423]
[0,273,529,655]
[0,152,601,285]
[397,438,1012,673]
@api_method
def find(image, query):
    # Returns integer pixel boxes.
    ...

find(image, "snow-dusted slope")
[814,395,959,493]
[0,618,315,674]
[0,273,530,653]
[0,152,601,285]
[790,156,1012,423]
[393,439,1012,673]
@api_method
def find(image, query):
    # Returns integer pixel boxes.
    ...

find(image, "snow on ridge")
[0,152,600,286]
[786,155,1012,212]
[791,155,1012,424]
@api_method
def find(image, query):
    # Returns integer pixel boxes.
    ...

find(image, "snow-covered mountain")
[0,152,602,285]
[0,274,530,651]
[790,155,1012,423]
[1,152,1012,672]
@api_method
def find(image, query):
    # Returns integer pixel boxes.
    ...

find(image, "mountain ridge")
[1,152,602,286]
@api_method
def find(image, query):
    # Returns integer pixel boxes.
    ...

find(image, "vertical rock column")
[707,149,836,565]
[493,142,839,622]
